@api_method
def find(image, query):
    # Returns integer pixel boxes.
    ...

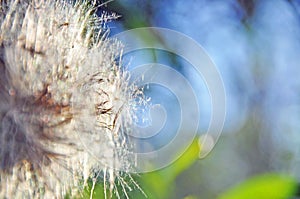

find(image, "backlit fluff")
[0,0,136,198]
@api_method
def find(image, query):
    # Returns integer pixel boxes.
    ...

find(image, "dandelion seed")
[0,0,138,198]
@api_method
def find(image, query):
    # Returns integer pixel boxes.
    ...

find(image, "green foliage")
[78,138,200,199]
[81,181,105,199]
[78,140,300,199]
[137,138,201,199]
[218,173,298,199]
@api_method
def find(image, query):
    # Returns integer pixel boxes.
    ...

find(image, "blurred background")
[90,0,300,198]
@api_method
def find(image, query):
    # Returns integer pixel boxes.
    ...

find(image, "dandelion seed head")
[0,0,137,198]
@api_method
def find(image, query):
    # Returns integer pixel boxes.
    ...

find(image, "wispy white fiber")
[0,0,138,198]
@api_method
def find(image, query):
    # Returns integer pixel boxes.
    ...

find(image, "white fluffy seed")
[0,0,138,198]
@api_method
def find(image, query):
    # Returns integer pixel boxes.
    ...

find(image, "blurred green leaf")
[218,173,298,199]
[139,138,200,199]
[75,180,105,199]
[183,196,199,199]
[159,138,200,182]
[76,138,200,199]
